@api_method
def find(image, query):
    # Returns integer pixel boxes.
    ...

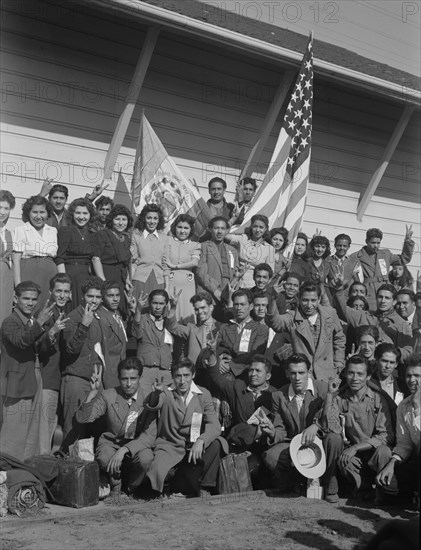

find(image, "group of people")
[0,175,419,506]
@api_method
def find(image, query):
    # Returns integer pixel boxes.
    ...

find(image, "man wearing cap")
[262,353,343,502]
[322,355,395,502]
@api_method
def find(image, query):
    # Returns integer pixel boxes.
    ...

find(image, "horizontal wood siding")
[1,1,419,273]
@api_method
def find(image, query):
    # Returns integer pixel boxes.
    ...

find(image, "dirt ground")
[0,491,418,550]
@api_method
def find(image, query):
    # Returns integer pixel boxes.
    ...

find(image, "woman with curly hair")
[56,197,97,309]
[131,204,169,300]
[224,214,275,288]
[267,227,289,276]
[307,234,331,284]
[289,232,312,282]
[163,214,201,323]
[388,258,414,291]
[0,190,16,322]
[92,204,133,315]
[13,194,57,308]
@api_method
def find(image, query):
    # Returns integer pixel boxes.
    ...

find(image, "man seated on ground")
[322,355,395,503]
[203,349,276,453]
[262,353,342,502]
[267,282,345,381]
[334,283,413,362]
[142,359,223,497]
[76,357,156,496]
[215,289,268,379]
[376,353,420,503]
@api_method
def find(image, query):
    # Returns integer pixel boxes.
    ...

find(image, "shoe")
[325,493,339,504]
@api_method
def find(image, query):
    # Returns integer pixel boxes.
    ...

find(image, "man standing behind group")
[229,177,257,227]
[39,179,69,230]
[196,216,238,306]
[206,177,234,220]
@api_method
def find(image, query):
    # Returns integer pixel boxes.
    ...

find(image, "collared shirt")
[230,316,252,334]
[393,393,420,462]
[14,308,35,327]
[288,378,315,412]
[170,380,203,407]
[331,253,348,266]
[246,382,270,401]
[126,391,138,407]
[406,310,415,328]
[13,222,58,258]
[150,314,164,331]
[200,318,215,347]
[114,312,128,342]
[142,229,159,239]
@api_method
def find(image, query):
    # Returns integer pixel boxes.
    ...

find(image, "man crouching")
[76,357,156,495]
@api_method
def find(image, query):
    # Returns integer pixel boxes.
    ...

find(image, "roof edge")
[81,0,421,106]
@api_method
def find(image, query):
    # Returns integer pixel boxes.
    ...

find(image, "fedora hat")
[289,434,326,479]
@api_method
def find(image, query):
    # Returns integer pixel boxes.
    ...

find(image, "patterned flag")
[232,35,313,240]
[131,113,211,239]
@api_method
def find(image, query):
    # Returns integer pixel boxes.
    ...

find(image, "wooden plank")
[357,105,415,221]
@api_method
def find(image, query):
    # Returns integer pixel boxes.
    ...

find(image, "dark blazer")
[0,310,44,399]
[271,380,328,444]
[217,319,269,377]
[76,386,156,455]
[195,240,239,296]
[98,306,127,389]
[37,304,63,391]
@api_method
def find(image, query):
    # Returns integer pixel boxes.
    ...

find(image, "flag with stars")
[233,35,313,239]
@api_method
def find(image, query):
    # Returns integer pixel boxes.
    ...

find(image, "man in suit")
[262,353,343,502]
[196,216,238,306]
[216,289,269,379]
[76,357,156,495]
[267,281,345,381]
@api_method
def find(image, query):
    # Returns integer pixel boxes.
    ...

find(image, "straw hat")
[289,434,326,479]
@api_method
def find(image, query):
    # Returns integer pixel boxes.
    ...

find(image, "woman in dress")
[13,195,58,309]
[307,235,331,284]
[56,198,97,310]
[92,204,132,316]
[163,214,201,323]
[224,214,275,288]
[289,232,312,282]
[0,190,16,323]
[131,204,168,300]
[268,227,289,276]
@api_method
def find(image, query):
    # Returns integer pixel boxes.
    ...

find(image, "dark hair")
[21,195,52,223]
[240,177,257,191]
[374,343,401,363]
[405,353,421,370]
[299,282,321,298]
[190,292,213,307]
[134,204,165,232]
[349,281,368,296]
[48,184,69,200]
[286,353,311,370]
[366,228,383,241]
[105,204,133,230]
[334,233,351,246]
[355,325,380,343]
[346,354,368,371]
[245,214,269,241]
[95,196,114,209]
[208,216,229,230]
[102,280,121,295]
[268,227,289,251]
[170,214,195,237]
[294,233,309,258]
[309,235,331,259]
[396,288,416,302]
[0,190,16,209]
[148,289,169,304]
[232,288,254,305]
[377,283,397,300]
[253,263,273,279]
[249,354,272,373]
[284,272,302,283]
[81,276,104,295]
[49,273,72,291]
[208,177,227,190]
[15,280,41,297]
[118,357,143,378]
[253,290,270,301]
[389,266,414,289]
[347,295,369,311]
[67,198,97,229]
[296,232,308,246]
[171,357,196,376]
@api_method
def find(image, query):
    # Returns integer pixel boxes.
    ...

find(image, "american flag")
[233,35,313,239]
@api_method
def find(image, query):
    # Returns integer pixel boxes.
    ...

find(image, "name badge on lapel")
[125,411,139,439]
[190,412,203,442]
[164,328,173,345]
[227,250,235,269]
[378,259,388,276]
[239,328,252,352]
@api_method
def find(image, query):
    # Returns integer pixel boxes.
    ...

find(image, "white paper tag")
[355,264,364,283]
[228,250,235,269]
[239,328,251,352]
[378,258,388,276]
[267,328,276,348]
[94,342,106,371]
[125,411,139,439]
[164,328,173,345]
[190,412,202,442]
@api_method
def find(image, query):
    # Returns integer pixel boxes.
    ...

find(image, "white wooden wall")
[1,1,420,274]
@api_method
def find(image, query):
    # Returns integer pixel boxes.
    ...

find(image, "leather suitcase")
[218,453,253,494]
[26,456,99,508]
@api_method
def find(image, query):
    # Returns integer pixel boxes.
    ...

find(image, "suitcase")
[218,452,253,494]
[26,455,99,508]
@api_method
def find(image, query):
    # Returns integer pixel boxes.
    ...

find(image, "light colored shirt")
[246,383,270,401]
[170,380,203,407]
[392,394,420,462]
[13,222,58,258]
